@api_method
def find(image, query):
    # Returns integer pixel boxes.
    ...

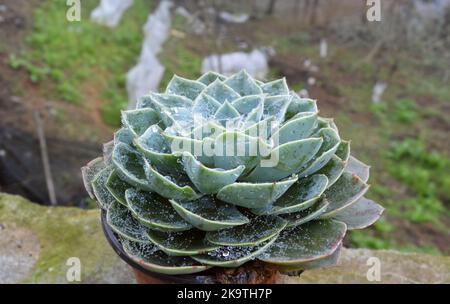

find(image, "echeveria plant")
[82,70,383,275]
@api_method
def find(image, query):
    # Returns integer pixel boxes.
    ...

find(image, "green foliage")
[18,0,152,118]
[387,139,450,224]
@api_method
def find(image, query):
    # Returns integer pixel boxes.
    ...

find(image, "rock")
[90,0,134,28]
[1,192,448,284]
[0,193,135,283]
[282,248,450,284]
[201,49,272,79]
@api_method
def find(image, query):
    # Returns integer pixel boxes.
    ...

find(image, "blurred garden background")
[0,0,449,257]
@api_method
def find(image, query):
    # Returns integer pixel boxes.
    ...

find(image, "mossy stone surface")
[0,193,135,283]
[1,192,449,283]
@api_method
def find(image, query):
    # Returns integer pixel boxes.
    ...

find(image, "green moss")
[0,193,132,283]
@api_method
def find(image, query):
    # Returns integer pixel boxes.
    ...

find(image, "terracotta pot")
[101,209,282,284]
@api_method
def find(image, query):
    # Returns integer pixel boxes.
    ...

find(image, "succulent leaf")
[224,70,263,96]
[106,170,130,206]
[216,176,298,208]
[181,152,245,194]
[319,172,369,218]
[121,108,160,137]
[107,201,149,243]
[252,174,328,215]
[203,79,240,103]
[125,188,192,232]
[122,240,211,275]
[112,143,153,191]
[144,163,201,201]
[206,215,287,246]
[92,166,115,209]
[197,71,227,85]
[278,242,342,272]
[146,229,219,256]
[114,128,134,145]
[316,155,346,188]
[81,157,105,199]
[258,220,346,266]
[166,75,206,100]
[286,94,318,120]
[243,138,323,182]
[192,93,221,118]
[191,237,277,267]
[261,78,289,96]
[282,198,329,228]
[332,197,384,230]
[169,196,249,231]
[298,128,340,176]
[271,112,317,145]
[345,156,370,183]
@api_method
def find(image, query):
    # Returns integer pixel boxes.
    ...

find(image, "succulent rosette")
[82,70,383,275]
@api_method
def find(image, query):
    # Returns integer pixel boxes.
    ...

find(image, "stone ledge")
[0,193,448,284]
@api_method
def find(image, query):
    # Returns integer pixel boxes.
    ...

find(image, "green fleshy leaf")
[258,220,346,266]
[121,108,160,136]
[125,188,192,232]
[224,70,263,96]
[191,238,277,268]
[92,166,115,209]
[335,140,350,162]
[144,163,202,201]
[263,95,292,123]
[216,176,298,208]
[252,174,328,215]
[242,138,323,182]
[213,131,271,175]
[282,198,329,228]
[150,92,193,108]
[298,128,340,177]
[332,197,384,230]
[106,169,131,206]
[271,112,318,145]
[197,71,226,85]
[112,143,152,191]
[244,116,277,139]
[134,125,183,175]
[122,240,211,275]
[346,155,370,183]
[165,75,206,100]
[103,140,114,165]
[181,152,245,194]
[192,93,221,119]
[279,242,342,272]
[214,101,240,123]
[146,229,219,256]
[114,128,134,145]
[190,121,225,140]
[203,79,240,103]
[286,93,318,120]
[206,215,287,246]
[169,196,249,231]
[319,172,369,218]
[106,201,148,242]
[82,157,105,199]
[316,155,346,188]
[261,78,289,96]
[232,95,264,115]
[135,95,154,109]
